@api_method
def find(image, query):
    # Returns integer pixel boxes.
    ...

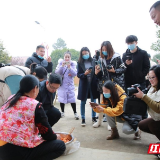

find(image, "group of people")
[0,1,160,159]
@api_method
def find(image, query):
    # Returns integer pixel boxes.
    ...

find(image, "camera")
[127,84,148,96]
[0,63,10,68]
[106,64,113,70]
[126,54,132,60]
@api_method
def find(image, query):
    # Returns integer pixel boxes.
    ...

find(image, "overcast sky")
[0,0,158,58]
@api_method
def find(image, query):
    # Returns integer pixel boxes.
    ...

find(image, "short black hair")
[36,45,45,50]
[49,73,62,85]
[150,1,160,12]
[30,63,47,79]
[125,35,138,43]
[148,54,151,58]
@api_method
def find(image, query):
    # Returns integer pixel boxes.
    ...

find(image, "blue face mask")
[128,44,136,51]
[102,51,108,56]
[38,55,44,59]
[103,93,111,98]
[82,54,89,60]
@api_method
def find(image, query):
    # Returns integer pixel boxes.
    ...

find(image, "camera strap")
[0,79,5,83]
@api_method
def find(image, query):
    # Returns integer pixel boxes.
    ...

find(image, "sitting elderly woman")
[91,80,141,140]
[134,65,160,141]
[0,75,65,160]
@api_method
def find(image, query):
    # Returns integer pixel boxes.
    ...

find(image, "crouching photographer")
[91,80,141,140]
[134,65,160,141]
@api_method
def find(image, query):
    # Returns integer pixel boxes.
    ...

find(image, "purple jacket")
[55,59,77,104]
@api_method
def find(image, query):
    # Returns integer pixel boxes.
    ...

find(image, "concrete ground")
[53,87,158,160]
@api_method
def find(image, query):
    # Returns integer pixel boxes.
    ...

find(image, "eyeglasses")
[148,76,156,80]
[49,83,59,90]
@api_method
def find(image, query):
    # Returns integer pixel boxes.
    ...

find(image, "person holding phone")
[55,50,79,120]
[94,41,126,129]
[91,80,141,140]
[77,47,99,126]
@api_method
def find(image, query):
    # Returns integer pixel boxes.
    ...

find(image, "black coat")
[25,52,53,73]
[96,53,126,90]
[122,47,150,85]
[36,80,56,109]
[77,58,99,101]
[120,113,142,131]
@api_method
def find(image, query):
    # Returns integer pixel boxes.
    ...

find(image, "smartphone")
[89,102,99,107]
[88,66,93,70]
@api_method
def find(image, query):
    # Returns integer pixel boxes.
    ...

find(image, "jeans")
[80,84,96,119]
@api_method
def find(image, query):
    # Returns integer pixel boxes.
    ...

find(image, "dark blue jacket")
[25,52,53,73]
[77,58,99,101]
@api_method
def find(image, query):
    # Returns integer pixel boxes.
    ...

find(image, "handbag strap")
[62,67,68,76]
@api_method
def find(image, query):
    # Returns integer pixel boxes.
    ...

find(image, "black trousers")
[45,106,61,127]
[0,140,66,160]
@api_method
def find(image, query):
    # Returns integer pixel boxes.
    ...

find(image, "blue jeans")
[80,84,96,119]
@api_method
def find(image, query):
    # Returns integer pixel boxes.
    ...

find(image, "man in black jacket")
[36,73,62,127]
[122,35,150,91]
[25,45,53,73]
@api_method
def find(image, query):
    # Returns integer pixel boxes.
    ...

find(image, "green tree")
[151,26,160,52]
[152,53,160,63]
[51,48,79,72]
[0,41,11,64]
[52,38,67,50]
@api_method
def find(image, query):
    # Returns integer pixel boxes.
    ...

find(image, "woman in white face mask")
[91,80,141,140]
[77,47,99,127]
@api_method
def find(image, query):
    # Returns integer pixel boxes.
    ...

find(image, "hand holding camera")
[62,61,70,67]
[133,87,144,99]
[107,64,115,73]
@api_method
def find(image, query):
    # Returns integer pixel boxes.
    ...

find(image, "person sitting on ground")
[134,65,160,141]
[0,75,66,160]
[0,64,30,107]
[55,50,79,120]
[36,73,62,127]
[30,63,47,81]
[92,80,141,140]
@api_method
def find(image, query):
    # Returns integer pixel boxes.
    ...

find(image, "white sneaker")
[74,113,79,120]
[93,120,102,128]
[108,124,111,131]
[61,112,65,118]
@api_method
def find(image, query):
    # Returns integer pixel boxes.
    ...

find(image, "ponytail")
[30,63,38,74]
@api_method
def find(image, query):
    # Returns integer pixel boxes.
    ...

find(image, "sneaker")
[103,116,107,122]
[81,119,86,127]
[133,129,141,140]
[61,112,65,118]
[74,113,79,120]
[92,117,97,124]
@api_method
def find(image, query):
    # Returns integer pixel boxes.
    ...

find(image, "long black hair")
[30,63,47,80]
[5,75,39,109]
[78,47,92,63]
[103,80,119,107]
[149,65,160,91]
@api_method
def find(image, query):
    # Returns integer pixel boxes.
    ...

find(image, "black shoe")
[81,119,86,127]
[92,117,97,123]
